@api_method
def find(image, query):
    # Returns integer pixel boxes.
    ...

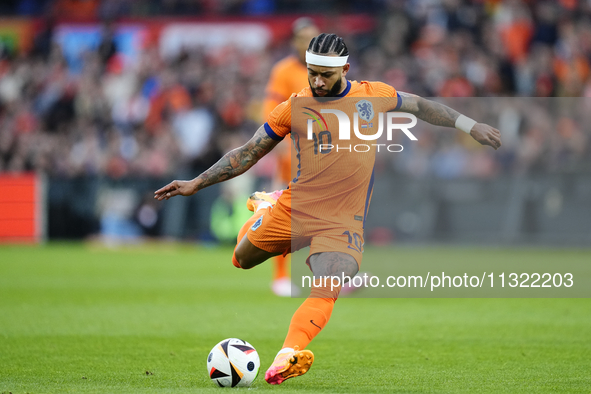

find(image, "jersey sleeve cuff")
[264,122,285,141]
[394,92,402,111]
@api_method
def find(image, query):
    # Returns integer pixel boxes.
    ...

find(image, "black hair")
[307,33,349,57]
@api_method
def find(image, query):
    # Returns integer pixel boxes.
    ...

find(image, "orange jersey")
[264,80,401,231]
[263,55,310,185]
[262,55,310,119]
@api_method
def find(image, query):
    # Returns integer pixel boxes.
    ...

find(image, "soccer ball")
[207,338,260,387]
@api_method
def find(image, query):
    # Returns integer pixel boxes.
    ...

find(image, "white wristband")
[455,114,477,134]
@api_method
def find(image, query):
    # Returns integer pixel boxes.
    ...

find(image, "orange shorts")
[246,195,364,267]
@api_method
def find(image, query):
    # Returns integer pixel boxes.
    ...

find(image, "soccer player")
[154,33,501,385]
[262,17,319,297]
[262,17,319,118]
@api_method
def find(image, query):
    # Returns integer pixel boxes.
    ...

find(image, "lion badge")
[356,100,374,122]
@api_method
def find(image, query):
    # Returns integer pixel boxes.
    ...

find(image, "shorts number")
[343,230,363,253]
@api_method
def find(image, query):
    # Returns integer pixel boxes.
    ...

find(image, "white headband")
[305,51,349,67]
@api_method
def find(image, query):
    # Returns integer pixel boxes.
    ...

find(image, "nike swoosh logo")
[310,320,321,329]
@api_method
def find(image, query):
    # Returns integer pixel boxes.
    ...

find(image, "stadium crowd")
[0,0,590,181]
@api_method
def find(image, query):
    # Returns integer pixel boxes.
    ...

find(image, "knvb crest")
[356,100,374,122]
[355,100,374,128]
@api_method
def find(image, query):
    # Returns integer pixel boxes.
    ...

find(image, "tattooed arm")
[154,125,280,200]
[396,91,502,150]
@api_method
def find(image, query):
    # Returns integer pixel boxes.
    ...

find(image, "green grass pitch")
[0,244,589,393]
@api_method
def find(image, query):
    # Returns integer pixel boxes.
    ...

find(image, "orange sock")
[232,209,266,268]
[282,285,341,349]
[273,254,289,280]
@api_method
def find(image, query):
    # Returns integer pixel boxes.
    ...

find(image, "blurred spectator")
[0,0,590,183]
[97,21,117,67]
[171,90,215,166]
[31,18,55,60]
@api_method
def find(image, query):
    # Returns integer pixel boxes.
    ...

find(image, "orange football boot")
[264,346,314,385]
[246,190,284,212]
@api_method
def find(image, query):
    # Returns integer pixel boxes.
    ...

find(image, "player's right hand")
[470,123,502,150]
[154,180,196,201]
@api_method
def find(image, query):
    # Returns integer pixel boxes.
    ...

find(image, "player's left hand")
[470,123,502,150]
[154,180,196,201]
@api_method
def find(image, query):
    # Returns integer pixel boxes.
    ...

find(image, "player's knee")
[234,236,268,269]
[233,249,256,270]
[231,253,243,269]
